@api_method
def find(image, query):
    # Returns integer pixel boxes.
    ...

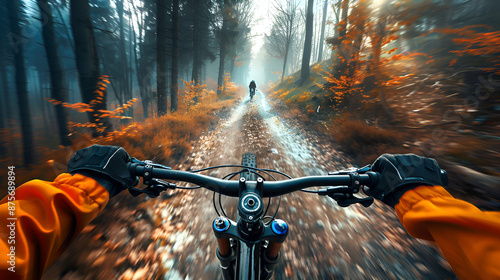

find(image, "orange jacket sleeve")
[395,185,500,280]
[0,173,109,280]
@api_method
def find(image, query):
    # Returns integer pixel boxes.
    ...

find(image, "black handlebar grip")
[127,162,136,175]
[366,171,380,187]
[440,169,448,186]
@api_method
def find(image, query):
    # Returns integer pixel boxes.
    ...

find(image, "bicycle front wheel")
[240,153,257,181]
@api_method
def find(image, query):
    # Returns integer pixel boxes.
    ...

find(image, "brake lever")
[318,187,374,208]
[320,163,373,208]
[131,158,172,170]
[129,179,177,198]
[129,185,164,198]
[335,195,374,208]
[328,165,371,176]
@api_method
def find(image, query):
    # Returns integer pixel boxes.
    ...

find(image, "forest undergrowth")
[266,6,500,194]
[0,78,243,199]
[267,56,500,205]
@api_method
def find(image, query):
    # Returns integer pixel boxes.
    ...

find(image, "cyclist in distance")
[249,80,256,99]
[1,145,499,279]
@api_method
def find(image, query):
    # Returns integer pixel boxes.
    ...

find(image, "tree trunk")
[334,0,349,77]
[317,0,328,62]
[329,0,341,60]
[171,0,179,112]
[281,42,290,83]
[70,0,112,136]
[0,62,8,157]
[141,95,150,119]
[192,14,201,85]
[370,0,393,121]
[157,0,168,115]
[229,55,235,79]
[7,0,35,166]
[192,0,210,85]
[217,1,230,95]
[0,65,17,156]
[37,0,71,146]
[38,72,50,135]
[136,57,151,120]
[117,0,132,120]
[53,3,75,53]
[300,0,314,85]
[217,45,226,95]
[128,22,134,104]
[131,1,151,120]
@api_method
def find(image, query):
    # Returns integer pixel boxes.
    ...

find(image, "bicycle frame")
[249,88,256,99]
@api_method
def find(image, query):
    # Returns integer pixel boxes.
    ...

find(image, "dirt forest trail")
[156,91,456,280]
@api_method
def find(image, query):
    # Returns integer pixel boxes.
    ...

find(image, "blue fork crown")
[271,219,288,235]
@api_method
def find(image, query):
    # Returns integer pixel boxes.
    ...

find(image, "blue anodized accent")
[213,217,230,232]
[271,219,288,235]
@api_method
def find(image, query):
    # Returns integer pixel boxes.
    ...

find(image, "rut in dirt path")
[153,92,455,280]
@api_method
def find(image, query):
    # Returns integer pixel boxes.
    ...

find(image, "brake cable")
[192,165,288,219]
[206,166,287,224]
[217,169,270,219]
[318,165,374,207]
[130,159,291,221]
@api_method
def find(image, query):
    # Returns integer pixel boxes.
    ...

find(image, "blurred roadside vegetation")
[267,19,500,205]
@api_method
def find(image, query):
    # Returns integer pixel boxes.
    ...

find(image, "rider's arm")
[395,185,500,280]
[0,173,109,280]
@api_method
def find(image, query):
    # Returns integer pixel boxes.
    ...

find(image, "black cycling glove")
[364,154,444,207]
[67,145,139,197]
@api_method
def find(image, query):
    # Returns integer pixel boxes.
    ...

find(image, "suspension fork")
[213,217,289,280]
[213,176,288,279]
[261,220,288,280]
[214,217,236,280]
[213,217,263,280]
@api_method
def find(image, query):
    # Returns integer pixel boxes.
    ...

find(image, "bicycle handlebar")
[129,163,380,198]
[128,159,449,208]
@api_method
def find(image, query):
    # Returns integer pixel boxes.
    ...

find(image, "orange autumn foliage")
[279,90,292,100]
[436,26,500,75]
[217,73,239,98]
[322,67,366,107]
[318,0,430,114]
[2,81,238,198]
[297,92,312,103]
[382,74,415,87]
[181,80,216,111]
[47,76,137,134]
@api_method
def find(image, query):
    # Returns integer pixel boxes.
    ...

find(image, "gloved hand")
[67,145,139,197]
[364,154,444,207]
